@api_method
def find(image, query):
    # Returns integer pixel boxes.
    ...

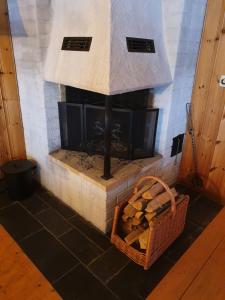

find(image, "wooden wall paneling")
[0,0,26,166]
[0,89,11,165]
[197,13,225,178]
[0,46,15,73]
[0,74,19,100]
[0,0,8,32]
[0,88,11,178]
[179,0,225,178]
[179,0,225,203]
[206,105,225,202]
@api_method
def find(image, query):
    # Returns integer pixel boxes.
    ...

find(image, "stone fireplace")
[48,83,162,231]
[44,0,172,181]
[7,0,207,232]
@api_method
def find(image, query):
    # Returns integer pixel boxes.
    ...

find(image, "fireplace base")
[49,149,162,232]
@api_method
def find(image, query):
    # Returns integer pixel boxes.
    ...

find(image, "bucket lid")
[1,160,35,175]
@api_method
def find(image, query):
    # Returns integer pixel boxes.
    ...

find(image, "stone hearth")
[49,150,162,232]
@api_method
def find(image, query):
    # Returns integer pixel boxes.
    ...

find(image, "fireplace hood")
[44,0,172,95]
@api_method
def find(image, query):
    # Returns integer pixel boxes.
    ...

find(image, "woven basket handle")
[134,176,176,216]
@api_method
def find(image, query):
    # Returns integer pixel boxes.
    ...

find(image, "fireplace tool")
[186,103,203,187]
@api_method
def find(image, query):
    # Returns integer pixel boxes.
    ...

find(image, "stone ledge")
[49,150,162,192]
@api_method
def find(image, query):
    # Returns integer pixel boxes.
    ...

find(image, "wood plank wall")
[179,0,225,204]
[0,0,26,173]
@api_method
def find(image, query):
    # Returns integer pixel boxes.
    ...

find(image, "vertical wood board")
[0,0,26,170]
[179,0,225,203]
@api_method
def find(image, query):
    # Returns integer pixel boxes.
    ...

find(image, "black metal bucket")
[1,160,36,201]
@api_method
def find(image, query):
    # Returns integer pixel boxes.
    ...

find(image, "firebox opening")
[58,86,159,162]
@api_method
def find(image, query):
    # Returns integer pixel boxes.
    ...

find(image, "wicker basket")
[111,176,189,270]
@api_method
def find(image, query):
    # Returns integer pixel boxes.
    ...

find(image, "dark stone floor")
[0,180,223,300]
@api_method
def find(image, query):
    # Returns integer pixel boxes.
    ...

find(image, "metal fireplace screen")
[58,88,159,160]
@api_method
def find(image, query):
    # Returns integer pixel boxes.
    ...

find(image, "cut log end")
[124,228,145,245]
[123,204,137,217]
[142,183,164,200]
[139,228,150,250]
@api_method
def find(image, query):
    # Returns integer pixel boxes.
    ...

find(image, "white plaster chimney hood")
[44,0,172,95]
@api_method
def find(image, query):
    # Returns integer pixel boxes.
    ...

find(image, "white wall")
[7,0,207,220]
[154,0,207,183]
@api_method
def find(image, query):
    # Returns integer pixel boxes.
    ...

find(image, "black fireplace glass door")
[132,109,159,158]
[58,103,83,151]
[111,108,132,159]
[59,87,159,160]
[84,105,105,154]
[84,105,133,158]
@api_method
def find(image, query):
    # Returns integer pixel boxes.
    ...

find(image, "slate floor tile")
[20,229,78,283]
[0,180,7,193]
[108,255,174,300]
[0,191,12,209]
[21,194,49,215]
[174,183,200,203]
[37,188,75,219]
[1,182,222,300]
[37,207,72,237]
[0,203,42,241]
[165,221,204,262]
[69,214,111,250]
[89,246,129,283]
[187,195,222,227]
[54,264,117,300]
[60,228,103,265]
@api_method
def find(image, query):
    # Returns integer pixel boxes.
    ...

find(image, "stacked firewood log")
[121,180,183,250]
